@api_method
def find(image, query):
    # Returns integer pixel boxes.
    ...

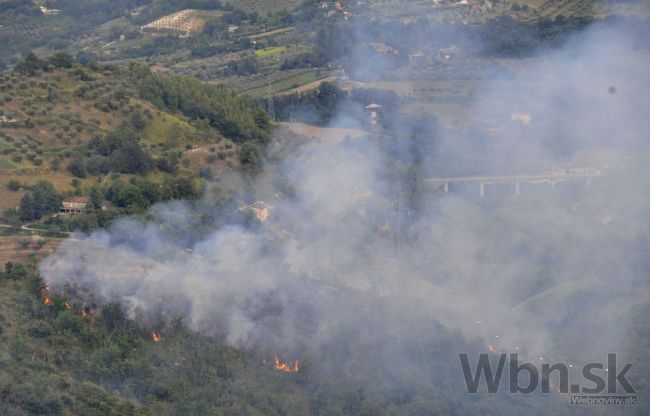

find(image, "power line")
[393,190,460,415]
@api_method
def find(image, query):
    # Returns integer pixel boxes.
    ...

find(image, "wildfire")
[487,344,495,353]
[274,355,300,373]
[64,301,71,310]
[152,329,161,343]
[41,284,53,306]
[81,307,88,318]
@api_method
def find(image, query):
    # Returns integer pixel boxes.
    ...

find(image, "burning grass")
[273,355,300,373]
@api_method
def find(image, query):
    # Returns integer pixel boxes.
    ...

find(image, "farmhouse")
[61,196,89,214]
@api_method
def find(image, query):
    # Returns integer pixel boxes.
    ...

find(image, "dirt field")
[400,101,472,129]
[278,76,337,96]
[0,234,62,265]
[248,27,295,40]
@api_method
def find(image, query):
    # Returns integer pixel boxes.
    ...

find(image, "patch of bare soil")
[0,235,62,264]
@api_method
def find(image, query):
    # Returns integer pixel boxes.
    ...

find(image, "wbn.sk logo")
[459,353,637,405]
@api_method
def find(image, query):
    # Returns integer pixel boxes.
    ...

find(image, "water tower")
[365,103,381,131]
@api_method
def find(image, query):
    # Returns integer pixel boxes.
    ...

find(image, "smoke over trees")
[38,13,650,416]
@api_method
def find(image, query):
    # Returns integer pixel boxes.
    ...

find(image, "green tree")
[18,193,35,221]
[239,142,260,170]
[316,82,345,124]
[89,185,103,210]
[86,155,110,175]
[89,124,152,174]
[31,180,62,219]
[47,86,60,103]
[0,262,28,279]
[47,52,74,68]
[14,52,46,75]
[7,179,21,191]
[116,184,146,209]
[109,142,151,174]
[225,56,259,76]
[131,111,147,130]
[67,156,87,178]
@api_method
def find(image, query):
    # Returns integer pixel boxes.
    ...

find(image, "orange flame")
[41,284,53,306]
[64,301,71,310]
[152,329,161,343]
[487,344,495,353]
[274,355,300,373]
[81,306,88,318]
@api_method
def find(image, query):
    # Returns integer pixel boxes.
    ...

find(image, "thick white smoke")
[40,19,649,398]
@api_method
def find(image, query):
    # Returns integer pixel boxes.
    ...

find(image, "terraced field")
[141,9,223,36]
[226,68,329,97]
[228,0,301,13]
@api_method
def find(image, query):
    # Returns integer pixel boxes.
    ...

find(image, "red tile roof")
[63,196,89,204]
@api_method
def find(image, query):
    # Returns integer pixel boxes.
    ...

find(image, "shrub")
[7,179,21,191]
[0,261,28,279]
[67,156,87,178]
[54,311,84,334]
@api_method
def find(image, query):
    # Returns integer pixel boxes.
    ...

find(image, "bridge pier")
[444,181,449,193]
[479,182,485,198]
[515,180,520,195]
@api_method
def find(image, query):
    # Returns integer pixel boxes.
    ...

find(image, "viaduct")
[425,170,601,198]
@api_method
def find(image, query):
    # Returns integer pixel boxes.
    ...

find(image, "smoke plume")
[41,17,649,411]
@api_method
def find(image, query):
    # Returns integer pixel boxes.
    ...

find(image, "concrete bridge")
[425,170,601,198]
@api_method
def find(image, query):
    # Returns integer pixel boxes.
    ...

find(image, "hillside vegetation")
[0,265,314,415]
[0,53,269,229]
[2,0,644,99]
